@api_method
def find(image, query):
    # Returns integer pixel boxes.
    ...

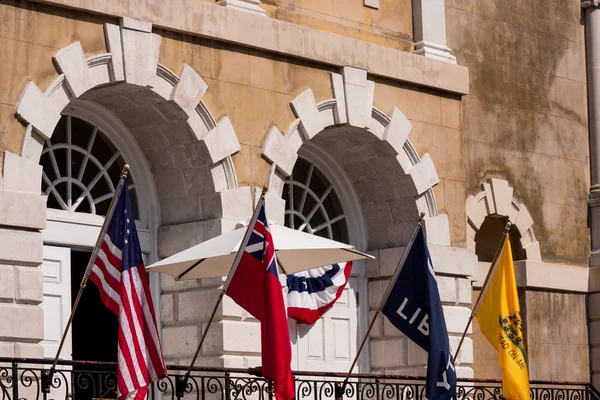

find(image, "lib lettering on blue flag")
[381,226,456,400]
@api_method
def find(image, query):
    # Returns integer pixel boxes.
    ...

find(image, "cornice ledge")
[583,0,600,8]
[28,0,469,95]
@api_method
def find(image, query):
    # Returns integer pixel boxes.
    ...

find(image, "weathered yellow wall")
[261,0,413,51]
[0,0,110,156]
[158,30,336,189]
[201,0,413,51]
[372,80,465,246]
[447,0,590,265]
[0,1,461,244]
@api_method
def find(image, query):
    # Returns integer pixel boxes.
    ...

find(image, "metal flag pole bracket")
[453,221,512,361]
[177,188,269,397]
[42,165,130,394]
[335,212,426,400]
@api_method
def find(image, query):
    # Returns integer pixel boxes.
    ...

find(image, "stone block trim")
[121,16,152,32]
[9,16,253,368]
[408,153,440,195]
[203,117,241,163]
[342,67,372,128]
[291,89,324,140]
[0,304,44,341]
[261,67,443,225]
[52,42,95,98]
[28,0,470,94]
[0,229,42,266]
[383,106,412,148]
[466,178,541,261]
[216,0,266,16]
[171,64,209,115]
[3,152,42,194]
[14,17,244,229]
[122,29,161,86]
[422,215,451,246]
[104,23,125,81]
[15,83,60,140]
[261,126,298,176]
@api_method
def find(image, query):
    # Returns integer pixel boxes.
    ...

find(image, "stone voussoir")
[382,106,412,150]
[15,82,60,140]
[409,153,440,195]
[261,125,298,177]
[52,42,95,98]
[171,64,208,114]
[291,89,324,140]
[202,117,241,164]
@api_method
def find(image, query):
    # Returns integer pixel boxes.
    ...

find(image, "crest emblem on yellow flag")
[476,240,530,400]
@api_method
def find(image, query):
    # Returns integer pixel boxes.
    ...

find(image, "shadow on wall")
[475,215,525,262]
[310,125,420,250]
[446,0,589,265]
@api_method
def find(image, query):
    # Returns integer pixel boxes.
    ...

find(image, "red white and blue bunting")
[286,262,352,325]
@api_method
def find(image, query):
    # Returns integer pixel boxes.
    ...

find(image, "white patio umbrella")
[146,223,373,280]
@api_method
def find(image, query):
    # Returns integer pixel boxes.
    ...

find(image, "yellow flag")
[476,239,530,400]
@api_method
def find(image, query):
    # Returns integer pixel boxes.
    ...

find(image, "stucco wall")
[261,0,413,51]
[0,0,110,156]
[372,81,464,246]
[0,0,475,378]
[446,0,590,266]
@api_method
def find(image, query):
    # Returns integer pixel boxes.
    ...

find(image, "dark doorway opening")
[70,250,119,399]
[71,250,119,363]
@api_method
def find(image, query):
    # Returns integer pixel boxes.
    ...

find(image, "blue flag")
[381,226,456,400]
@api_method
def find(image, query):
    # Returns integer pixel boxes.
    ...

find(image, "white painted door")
[41,245,72,360]
[295,277,358,372]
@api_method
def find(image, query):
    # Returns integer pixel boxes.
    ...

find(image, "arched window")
[281,145,368,373]
[283,156,349,244]
[39,101,160,369]
[475,216,526,262]
[40,114,140,217]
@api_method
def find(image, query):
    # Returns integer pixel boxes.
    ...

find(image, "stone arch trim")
[260,66,450,247]
[13,17,241,198]
[466,178,541,261]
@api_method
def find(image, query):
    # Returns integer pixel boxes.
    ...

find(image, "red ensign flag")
[225,198,295,400]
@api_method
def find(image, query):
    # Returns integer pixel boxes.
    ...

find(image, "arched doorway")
[40,100,160,363]
[283,142,368,372]
[12,17,248,370]
[261,67,454,375]
[262,67,474,376]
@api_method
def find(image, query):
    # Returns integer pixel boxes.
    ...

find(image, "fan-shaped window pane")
[284,157,348,243]
[41,115,139,217]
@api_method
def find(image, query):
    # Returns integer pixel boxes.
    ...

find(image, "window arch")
[41,99,159,255]
[40,114,140,218]
[282,141,367,251]
[284,156,348,243]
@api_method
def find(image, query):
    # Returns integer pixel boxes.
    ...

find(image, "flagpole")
[177,173,274,397]
[453,221,512,361]
[335,212,425,400]
[42,164,130,391]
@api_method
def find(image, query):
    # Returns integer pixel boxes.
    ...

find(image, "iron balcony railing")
[0,357,596,400]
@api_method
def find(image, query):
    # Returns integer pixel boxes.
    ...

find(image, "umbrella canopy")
[147,224,374,280]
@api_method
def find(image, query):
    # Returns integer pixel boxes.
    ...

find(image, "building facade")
[0,0,596,390]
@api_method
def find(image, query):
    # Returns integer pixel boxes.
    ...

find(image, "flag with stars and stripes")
[224,197,295,400]
[90,178,167,400]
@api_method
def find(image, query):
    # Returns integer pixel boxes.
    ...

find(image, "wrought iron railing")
[0,357,596,400]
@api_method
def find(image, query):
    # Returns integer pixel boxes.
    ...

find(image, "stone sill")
[474,261,590,293]
[29,0,469,95]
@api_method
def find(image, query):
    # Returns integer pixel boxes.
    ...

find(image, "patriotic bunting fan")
[286,262,352,325]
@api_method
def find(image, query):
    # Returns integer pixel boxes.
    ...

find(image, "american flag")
[89,178,167,400]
